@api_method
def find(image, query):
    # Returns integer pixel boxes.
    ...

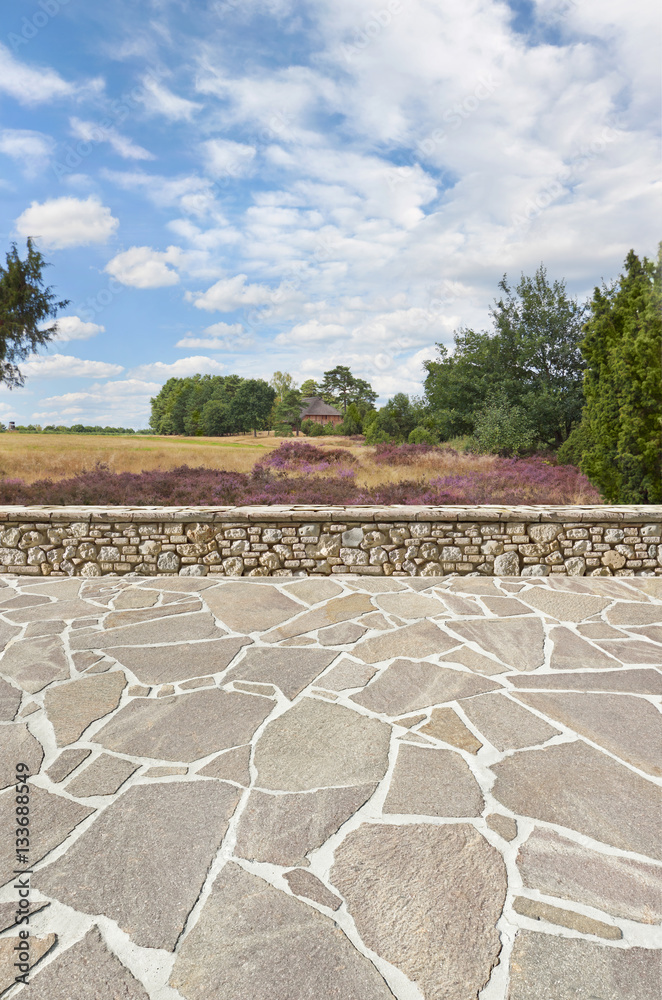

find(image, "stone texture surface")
[517,826,662,923]
[94,688,273,762]
[419,706,483,752]
[65,753,138,797]
[507,932,662,1000]
[37,782,241,950]
[513,690,662,775]
[283,869,342,909]
[383,745,483,816]
[0,723,43,788]
[265,593,375,640]
[317,621,367,645]
[353,620,456,662]
[235,784,375,864]
[25,927,150,1000]
[44,671,127,746]
[352,658,500,715]
[202,582,303,632]
[0,634,68,692]
[375,592,447,618]
[317,657,377,690]
[595,639,662,664]
[607,602,662,625]
[445,618,545,670]
[0,933,57,993]
[46,747,91,782]
[511,895,622,938]
[508,667,662,693]
[0,677,20,720]
[492,740,662,859]
[224,646,336,698]
[107,636,251,684]
[254,698,390,791]
[440,645,508,675]
[486,813,518,840]
[460,693,560,750]
[0,785,93,887]
[332,823,507,1000]
[69,610,223,649]
[549,626,621,669]
[517,588,610,621]
[197,744,251,785]
[2,572,661,1000]
[170,862,394,999]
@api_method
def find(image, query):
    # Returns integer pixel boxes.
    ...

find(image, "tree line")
[1,237,659,502]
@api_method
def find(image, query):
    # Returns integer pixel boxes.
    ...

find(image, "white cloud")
[0,129,54,176]
[176,322,254,350]
[127,356,226,379]
[187,274,285,311]
[69,117,154,161]
[37,379,161,425]
[102,169,220,219]
[275,320,348,345]
[14,196,119,249]
[0,43,75,104]
[105,246,181,288]
[20,354,124,379]
[53,316,106,342]
[138,76,201,121]
[202,139,256,178]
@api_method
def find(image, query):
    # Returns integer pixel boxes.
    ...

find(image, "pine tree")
[0,238,69,388]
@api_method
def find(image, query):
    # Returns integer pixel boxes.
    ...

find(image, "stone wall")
[0,505,661,578]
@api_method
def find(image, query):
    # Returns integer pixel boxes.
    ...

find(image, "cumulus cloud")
[127,356,226,379]
[69,117,154,161]
[14,196,119,249]
[0,129,54,176]
[187,274,285,312]
[53,316,106,342]
[105,246,181,288]
[19,354,124,379]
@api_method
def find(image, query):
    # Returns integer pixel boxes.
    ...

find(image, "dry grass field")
[0,432,497,488]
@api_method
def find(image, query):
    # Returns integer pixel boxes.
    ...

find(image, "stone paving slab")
[0,573,660,998]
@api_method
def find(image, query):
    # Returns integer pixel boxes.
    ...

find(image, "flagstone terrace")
[0,570,660,998]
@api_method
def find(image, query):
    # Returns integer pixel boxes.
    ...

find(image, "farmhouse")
[300,396,343,426]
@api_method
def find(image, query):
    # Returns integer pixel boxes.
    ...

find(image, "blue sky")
[0,0,659,428]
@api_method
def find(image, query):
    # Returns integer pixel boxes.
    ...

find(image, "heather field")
[0,435,601,505]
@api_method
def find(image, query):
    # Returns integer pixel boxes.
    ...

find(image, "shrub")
[273,423,293,437]
[408,426,439,445]
[0,455,599,505]
[302,419,325,437]
[470,397,537,456]
[372,442,440,465]
[255,441,358,473]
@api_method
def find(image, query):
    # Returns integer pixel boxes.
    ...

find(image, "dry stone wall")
[1,505,661,578]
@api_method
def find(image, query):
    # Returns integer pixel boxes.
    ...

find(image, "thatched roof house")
[300,396,343,425]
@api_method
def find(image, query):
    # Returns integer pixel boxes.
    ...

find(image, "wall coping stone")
[0,504,661,524]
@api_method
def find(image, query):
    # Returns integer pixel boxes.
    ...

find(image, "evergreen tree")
[570,246,662,502]
[0,238,69,388]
